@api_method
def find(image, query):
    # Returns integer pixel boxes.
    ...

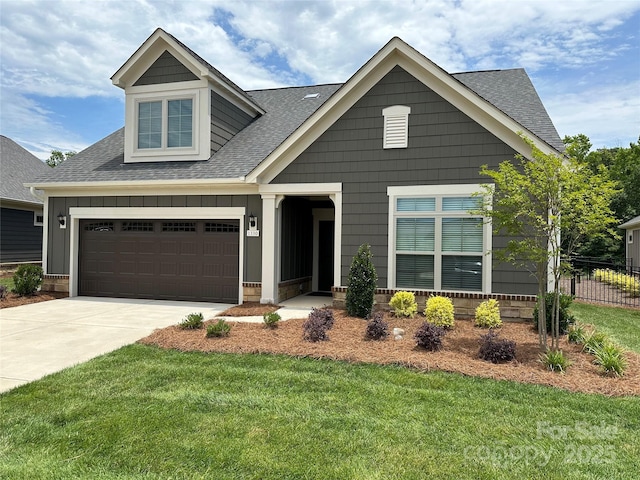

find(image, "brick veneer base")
[331,287,536,321]
[42,274,70,293]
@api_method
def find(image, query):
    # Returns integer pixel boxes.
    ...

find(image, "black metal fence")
[560,257,640,308]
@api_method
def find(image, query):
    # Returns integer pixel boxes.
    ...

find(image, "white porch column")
[260,194,278,303]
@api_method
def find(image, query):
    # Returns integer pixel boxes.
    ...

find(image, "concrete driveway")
[0,297,235,393]
[0,294,329,394]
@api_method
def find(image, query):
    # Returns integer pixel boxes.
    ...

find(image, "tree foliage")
[47,149,76,168]
[476,135,617,350]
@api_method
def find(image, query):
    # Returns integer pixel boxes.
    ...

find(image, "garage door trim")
[68,207,245,302]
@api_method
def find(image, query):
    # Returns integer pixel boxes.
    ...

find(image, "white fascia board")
[259,183,342,195]
[26,178,249,190]
[34,183,257,198]
[247,37,559,184]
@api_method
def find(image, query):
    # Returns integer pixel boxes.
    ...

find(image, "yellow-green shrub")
[389,291,418,318]
[475,299,502,328]
[425,296,454,328]
[594,269,640,296]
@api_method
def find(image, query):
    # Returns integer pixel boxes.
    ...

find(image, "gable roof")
[620,215,640,230]
[29,35,563,188]
[0,136,49,205]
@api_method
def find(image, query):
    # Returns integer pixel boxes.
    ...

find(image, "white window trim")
[387,184,492,293]
[67,207,245,303]
[124,86,210,163]
[383,105,411,149]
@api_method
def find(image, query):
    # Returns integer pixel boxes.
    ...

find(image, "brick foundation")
[332,287,536,321]
[42,274,70,293]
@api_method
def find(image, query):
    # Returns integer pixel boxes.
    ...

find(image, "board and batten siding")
[0,207,43,263]
[47,194,262,282]
[272,65,536,295]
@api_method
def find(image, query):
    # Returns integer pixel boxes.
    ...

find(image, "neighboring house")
[620,216,640,273]
[1,136,50,264]
[28,29,564,316]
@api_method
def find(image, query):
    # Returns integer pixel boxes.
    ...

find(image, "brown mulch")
[0,291,68,309]
[140,309,640,397]
[218,302,280,316]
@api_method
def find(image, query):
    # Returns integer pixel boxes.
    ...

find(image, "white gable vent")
[382,105,411,149]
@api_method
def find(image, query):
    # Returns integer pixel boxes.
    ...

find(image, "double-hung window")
[388,185,491,293]
[137,97,193,150]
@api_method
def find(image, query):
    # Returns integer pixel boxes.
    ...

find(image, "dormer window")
[383,105,411,149]
[137,97,193,150]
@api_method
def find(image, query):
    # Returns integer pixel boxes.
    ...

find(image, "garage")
[79,219,240,303]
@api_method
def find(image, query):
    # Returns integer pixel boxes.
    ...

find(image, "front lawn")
[1,344,638,479]
[571,302,640,353]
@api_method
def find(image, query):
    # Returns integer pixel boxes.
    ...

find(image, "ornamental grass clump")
[206,319,231,338]
[365,312,389,341]
[389,291,418,318]
[540,349,572,373]
[179,312,204,330]
[592,343,627,377]
[474,299,502,328]
[425,296,455,329]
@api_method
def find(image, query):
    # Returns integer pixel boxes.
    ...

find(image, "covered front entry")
[78,219,239,303]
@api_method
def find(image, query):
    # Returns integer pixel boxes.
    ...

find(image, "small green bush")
[583,331,611,354]
[12,264,43,296]
[414,322,446,351]
[345,244,377,318]
[365,312,389,340]
[533,292,575,334]
[179,312,204,330]
[263,311,281,329]
[540,349,572,373]
[475,299,502,328]
[206,319,231,338]
[567,323,588,344]
[425,296,455,328]
[592,343,627,377]
[389,291,418,318]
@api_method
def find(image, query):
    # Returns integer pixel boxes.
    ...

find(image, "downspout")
[30,186,44,202]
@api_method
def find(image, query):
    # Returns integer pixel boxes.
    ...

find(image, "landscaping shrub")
[567,323,588,344]
[263,311,281,329]
[365,312,389,340]
[346,244,377,318]
[478,331,516,363]
[475,299,502,328]
[12,264,43,296]
[303,308,335,342]
[414,322,446,351]
[389,291,418,318]
[533,292,575,334]
[592,343,627,377]
[206,319,231,338]
[540,349,572,373]
[179,312,204,330]
[424,296,455,328]
[583,330,611,354]
[594,269,640,296]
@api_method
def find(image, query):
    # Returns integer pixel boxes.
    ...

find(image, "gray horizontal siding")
[134,51,198,86]
[47,195,262,282]
[0,207,42,263]
[273,65,535,295]
[211,91,255,154]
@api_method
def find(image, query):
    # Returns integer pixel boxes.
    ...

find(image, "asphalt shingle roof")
[1,136,50,203]
[33,67,563,185]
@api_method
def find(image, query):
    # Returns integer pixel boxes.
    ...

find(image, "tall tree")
[46,150,76,168]
[476,136,617,350]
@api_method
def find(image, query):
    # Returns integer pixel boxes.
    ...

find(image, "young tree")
[345,243,377,318]
[47,149,76,167]
[476,136,617,350]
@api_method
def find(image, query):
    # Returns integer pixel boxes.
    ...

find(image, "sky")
[1,0,639,160]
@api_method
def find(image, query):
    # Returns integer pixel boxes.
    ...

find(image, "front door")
[317,220,334,292]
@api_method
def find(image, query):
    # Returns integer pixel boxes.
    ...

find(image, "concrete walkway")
[0,294,331,393]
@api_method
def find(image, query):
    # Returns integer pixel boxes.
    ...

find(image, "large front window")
[137,98,193,150]
[388,185,490,292]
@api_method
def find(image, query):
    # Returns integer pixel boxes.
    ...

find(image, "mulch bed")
[0,291,68,309]
[140,309,640,397]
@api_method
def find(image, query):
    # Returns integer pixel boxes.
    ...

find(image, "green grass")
[0,276,14,291]
[570,302,640,353]
[1,345,639,479]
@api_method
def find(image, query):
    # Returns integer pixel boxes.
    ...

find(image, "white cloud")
[0,0,638,153]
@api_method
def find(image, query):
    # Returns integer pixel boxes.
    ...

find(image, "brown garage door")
[79,219,239,303]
